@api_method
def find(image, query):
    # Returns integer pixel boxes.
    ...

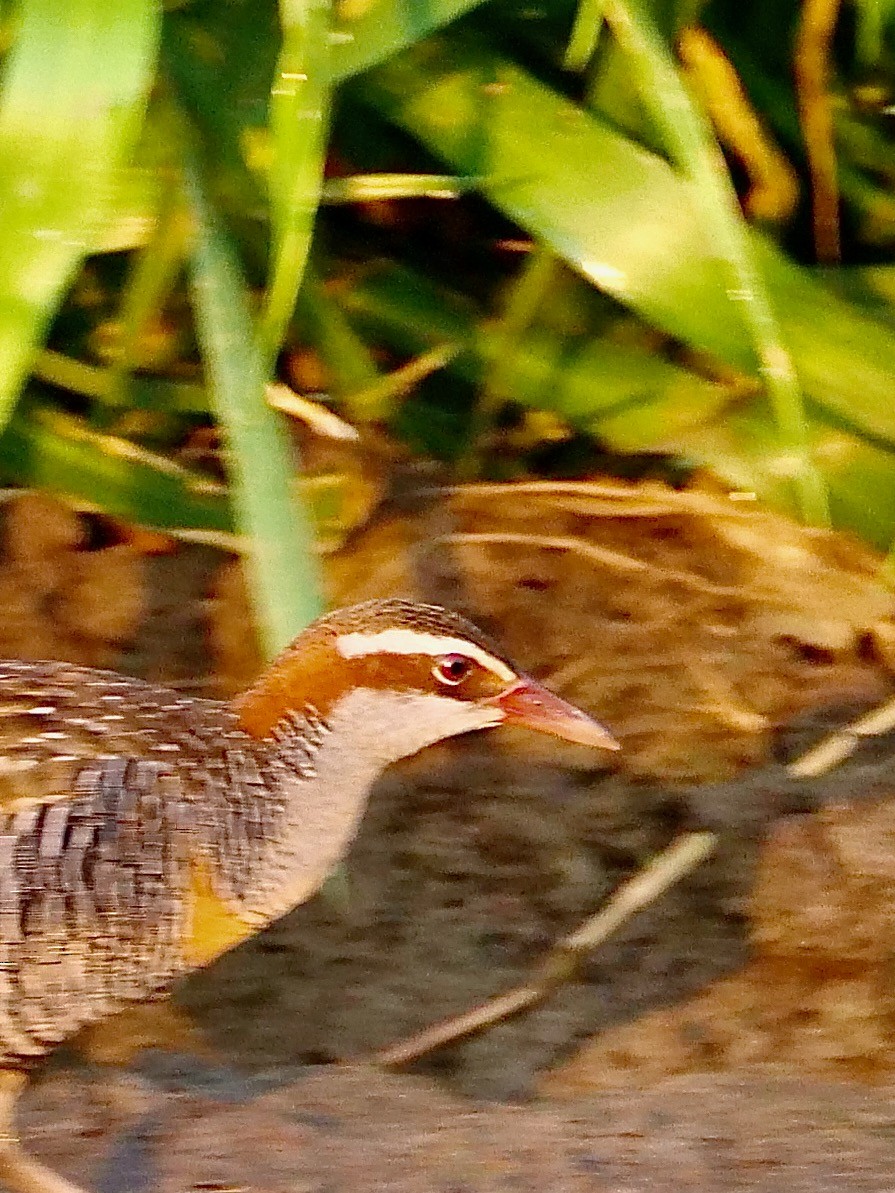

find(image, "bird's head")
[234,599,618,765]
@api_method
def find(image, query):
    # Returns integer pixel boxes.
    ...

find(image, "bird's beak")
[493,677,620,751]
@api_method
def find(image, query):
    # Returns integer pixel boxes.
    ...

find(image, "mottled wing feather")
[0,755,196,1066]
[0,661,241,1067]
[0,660,234,809]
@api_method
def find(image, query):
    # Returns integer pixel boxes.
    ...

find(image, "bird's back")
[0,661,258,1068]
[0,603,618,1076]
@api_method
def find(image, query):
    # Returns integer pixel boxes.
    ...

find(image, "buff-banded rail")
[0,598,618,1193]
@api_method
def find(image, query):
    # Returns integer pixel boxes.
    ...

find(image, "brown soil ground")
[6,482,895,1189]
[20,1065,895,1192]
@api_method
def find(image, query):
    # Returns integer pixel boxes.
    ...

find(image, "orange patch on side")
[183,856,257,968]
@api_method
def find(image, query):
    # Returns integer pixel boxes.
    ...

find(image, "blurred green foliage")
[2,0,895,651]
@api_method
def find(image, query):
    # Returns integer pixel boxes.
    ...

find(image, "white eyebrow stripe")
[335,628,516,682]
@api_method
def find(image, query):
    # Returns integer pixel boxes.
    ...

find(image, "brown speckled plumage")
[0,661,298,1067]
[0,599,616,1193]
[0,601,512,1071]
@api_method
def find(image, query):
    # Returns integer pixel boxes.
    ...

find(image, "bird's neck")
[216,686,441,928]
[188,683,478,965]
[179,716,377,969]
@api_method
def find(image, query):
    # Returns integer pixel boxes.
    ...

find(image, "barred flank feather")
[0,600,525,1069]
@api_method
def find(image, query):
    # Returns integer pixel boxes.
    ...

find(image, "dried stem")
[371,832,717,1069]
[788,695,895,778]
[441,531,741,597]
[794,0,842,262]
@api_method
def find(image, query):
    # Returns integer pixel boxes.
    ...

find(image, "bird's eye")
[433,654,472,686]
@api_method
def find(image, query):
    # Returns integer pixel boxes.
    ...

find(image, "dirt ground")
[6,482,895,1189]
[19,1065,895,1192]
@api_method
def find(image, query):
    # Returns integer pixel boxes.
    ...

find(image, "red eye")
[434,654,472,686]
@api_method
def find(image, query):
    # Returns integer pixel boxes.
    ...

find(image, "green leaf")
[661,403,895,551]
[185,151,323,655]
[602,0,824,525]
[108,175,194,397]
[853,0,895,66]
[357,33,895,510]
[34,350,208,414]
[358,34,756,369]
[340,260,730,435]
[322,172,477,202]
[0,403,232,534]
[330,0,489,81]
[259,0,331,366]
[565,0,605,70]
[0,0,159,425]
[295,275,383,419]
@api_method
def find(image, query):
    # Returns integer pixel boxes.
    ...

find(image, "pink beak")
[494,677,619,751]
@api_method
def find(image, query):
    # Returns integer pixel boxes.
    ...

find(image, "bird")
[0,597,618,1193]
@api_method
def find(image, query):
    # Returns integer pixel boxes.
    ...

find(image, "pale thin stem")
[371,832,716,1068]
[441,531,741,597]
[787,694,895,778]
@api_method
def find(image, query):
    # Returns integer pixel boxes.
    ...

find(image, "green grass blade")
[604,0,826,524]
[358,36,895,460]
[90,164,161,254]
[330,0,488,80]
[0,403,232,533]
[295,276,383,419]
[336,258,895,546]
[461,245,559,474]
[340,260,730,435]
[358,34,756,369]
[109,177,193,393]
[0,0,159,425]
[34,350,208,414]
[336,259,895,547]
[481,247,559,408]
[322,173,476,202]
[854,0,894,66]
[565,0,605,70]
[163,0,487,166]
[259,0,331,367]
[660,402,895,551]
[185,152,323,656]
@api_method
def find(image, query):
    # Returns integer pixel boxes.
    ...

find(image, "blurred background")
[8,0,895,1187]
[8,0,895,636]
